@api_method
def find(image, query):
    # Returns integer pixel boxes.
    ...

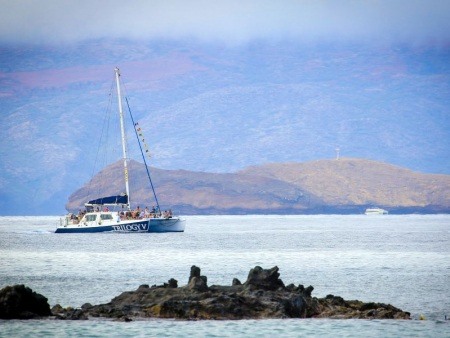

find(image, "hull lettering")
[112,222,149,232]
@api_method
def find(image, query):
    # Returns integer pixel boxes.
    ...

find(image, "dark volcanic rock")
[51,305,89,320]
[314,296,410,319]
[78,266,410,320]
[0,284,52,319]
[244,266,285,291]
[189,265,201,282]
[232,278,242,286]
[3,267,411,321]
[188,276,208,292]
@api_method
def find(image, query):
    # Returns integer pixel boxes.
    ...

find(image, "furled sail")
[86,194,128,206]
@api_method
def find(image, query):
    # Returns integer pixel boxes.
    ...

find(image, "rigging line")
[125,96,161,213]
[86,76,115,201]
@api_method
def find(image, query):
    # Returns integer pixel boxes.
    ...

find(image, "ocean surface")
[0,215,449,337]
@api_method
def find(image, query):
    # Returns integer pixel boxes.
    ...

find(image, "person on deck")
[77,209,83,221]
[144,207,150,218]
[134,206,141,219]
[150,206,156,218]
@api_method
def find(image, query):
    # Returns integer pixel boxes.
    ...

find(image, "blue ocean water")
[0,215,449,337]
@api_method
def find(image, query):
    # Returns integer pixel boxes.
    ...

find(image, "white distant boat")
[56,68,186,234]
[364,207,388,215]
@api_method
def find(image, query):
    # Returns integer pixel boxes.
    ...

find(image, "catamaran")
[56,68,186,233]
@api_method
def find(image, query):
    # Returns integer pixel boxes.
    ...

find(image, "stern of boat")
[148,217,186,232]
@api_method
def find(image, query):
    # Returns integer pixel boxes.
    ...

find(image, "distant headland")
[67,158,450,215]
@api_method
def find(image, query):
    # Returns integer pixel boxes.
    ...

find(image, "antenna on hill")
[335,147,340,160]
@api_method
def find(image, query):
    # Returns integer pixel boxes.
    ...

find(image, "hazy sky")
[1,0,450,45]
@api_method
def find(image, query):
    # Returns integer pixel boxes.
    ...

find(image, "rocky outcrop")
[0,284,52,319]
[1,267,410,321]
[50,266,410,320]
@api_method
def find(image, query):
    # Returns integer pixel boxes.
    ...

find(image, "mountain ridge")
[66,158,450,215]
[1,40,449,215]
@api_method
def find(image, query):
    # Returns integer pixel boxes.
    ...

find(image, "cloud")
[1,0,450,45]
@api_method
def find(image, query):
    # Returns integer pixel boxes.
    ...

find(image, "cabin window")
[100,214,113,220]
[85,215,97,222]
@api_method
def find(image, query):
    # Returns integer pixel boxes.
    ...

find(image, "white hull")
[365,208,388,215]
[112,217,186,233]
[56,212,185,233]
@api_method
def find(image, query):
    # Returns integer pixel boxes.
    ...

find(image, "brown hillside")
[239,158,450,209]
[66,160,317,214]
[66,158,450,214]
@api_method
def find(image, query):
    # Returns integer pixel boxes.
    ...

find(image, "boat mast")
[114,67,131,209]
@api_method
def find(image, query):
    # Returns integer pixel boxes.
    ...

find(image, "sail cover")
[87,194,128,205]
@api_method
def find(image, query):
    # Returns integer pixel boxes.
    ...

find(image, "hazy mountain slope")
[66,158,450,214]
[140,80,449,174]
[1,40,449,215]
[239,158,450,209]
[66,160,317,214]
